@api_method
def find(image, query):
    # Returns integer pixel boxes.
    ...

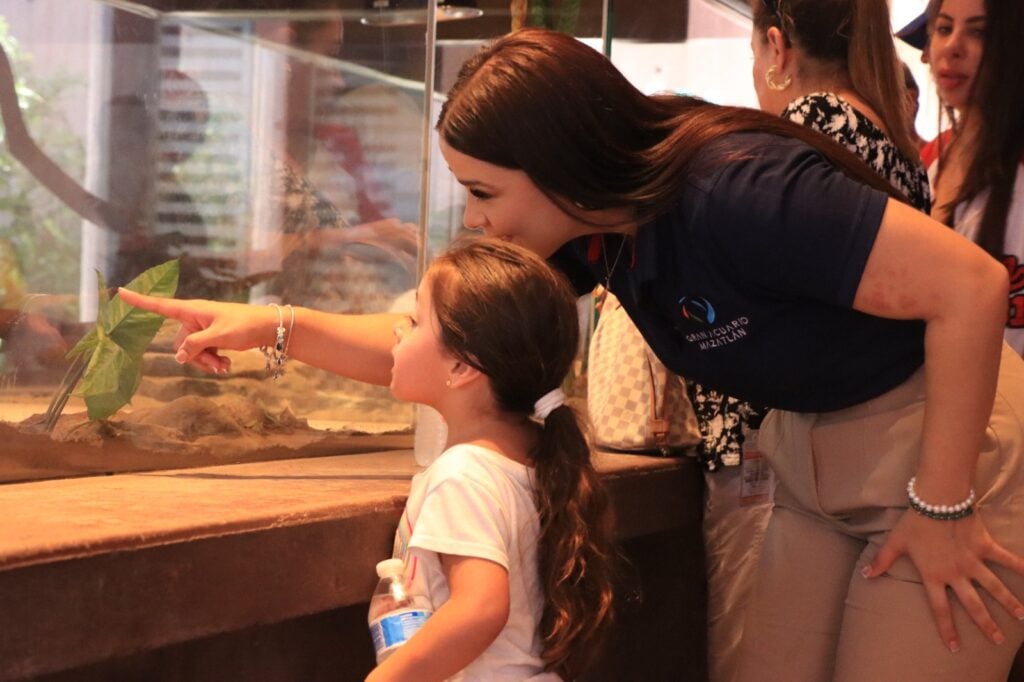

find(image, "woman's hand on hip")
[863,509,1024,652]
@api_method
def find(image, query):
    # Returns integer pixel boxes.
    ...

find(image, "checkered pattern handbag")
[587,292,701,454]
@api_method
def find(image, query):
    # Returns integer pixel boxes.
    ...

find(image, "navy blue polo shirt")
[553,132,925,413]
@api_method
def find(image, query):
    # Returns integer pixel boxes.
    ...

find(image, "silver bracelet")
[906,476,976,521]
[259,303,295,379]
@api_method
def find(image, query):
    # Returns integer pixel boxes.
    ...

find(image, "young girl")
[921,0,1024,355]
[118,239,614,680]
[371,238,614,681]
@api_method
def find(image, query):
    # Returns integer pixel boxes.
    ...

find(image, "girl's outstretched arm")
[115,289,398,385]
[366,555,510,682]
[854,198,1024,651]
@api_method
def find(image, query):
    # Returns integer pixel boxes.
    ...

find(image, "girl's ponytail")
[532,404,615,679]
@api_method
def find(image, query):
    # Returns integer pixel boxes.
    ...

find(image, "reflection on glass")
[0,1,435,482]
[360,2,483,27]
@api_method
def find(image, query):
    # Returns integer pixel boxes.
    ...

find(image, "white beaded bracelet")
[906,476,976,521]
[259,303,295,380]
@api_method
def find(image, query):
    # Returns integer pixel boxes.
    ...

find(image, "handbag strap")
[644,347,670,447]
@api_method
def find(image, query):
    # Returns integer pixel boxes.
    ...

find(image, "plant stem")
[42,354,86,433]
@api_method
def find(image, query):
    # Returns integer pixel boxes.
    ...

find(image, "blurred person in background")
[922,0,1024,356]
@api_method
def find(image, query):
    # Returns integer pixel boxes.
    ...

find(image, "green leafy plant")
[43,259,179,429]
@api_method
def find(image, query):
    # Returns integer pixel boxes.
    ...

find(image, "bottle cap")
[376,558,405,579]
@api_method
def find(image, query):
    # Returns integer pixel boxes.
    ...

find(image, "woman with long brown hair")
[922,0,1024,355]
[751,0,929,209]
[121,27,1024,681]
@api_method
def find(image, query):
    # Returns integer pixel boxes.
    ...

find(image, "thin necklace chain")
[602,234,628,290]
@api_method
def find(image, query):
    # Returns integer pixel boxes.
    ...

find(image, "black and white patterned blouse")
[690,92,931,471]
[782,92,931,212]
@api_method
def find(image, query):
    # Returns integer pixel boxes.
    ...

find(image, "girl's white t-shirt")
[391,443,561,682]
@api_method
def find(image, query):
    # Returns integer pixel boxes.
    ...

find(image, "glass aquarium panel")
[0,0,620,484]
[0,0,447,482]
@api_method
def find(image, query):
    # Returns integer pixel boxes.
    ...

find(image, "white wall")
[607,0,940,140]
[2,1,95,140]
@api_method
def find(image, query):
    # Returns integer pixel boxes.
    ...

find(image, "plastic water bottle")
[413,404,447,467]
[367,558,433,664]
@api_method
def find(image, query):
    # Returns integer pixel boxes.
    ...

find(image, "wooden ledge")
[0,449,701,680]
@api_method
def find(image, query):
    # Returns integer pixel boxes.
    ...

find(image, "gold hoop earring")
[765,65,792,92]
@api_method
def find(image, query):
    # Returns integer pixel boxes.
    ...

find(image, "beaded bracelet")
[906,476,976,521]
[259,303,295,380]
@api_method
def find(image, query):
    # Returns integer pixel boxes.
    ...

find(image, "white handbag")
[587,292,701,454]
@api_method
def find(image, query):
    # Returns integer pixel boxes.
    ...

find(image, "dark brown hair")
[428,238,615,679]
[438,28,901,230]
[928,0,1024,257]
[751,0,918,159]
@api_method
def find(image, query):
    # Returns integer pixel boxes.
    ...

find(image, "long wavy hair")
[438,28,902,229]
[751,0,918,160]
[927,0,1024,257]
[428,238,615,679]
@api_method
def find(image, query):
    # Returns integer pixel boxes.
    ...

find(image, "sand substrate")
[1,393,412,484]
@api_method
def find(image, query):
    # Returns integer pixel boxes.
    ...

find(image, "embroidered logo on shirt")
[679,296,716,325]
[675,296,752,350]
[680,316,752,350]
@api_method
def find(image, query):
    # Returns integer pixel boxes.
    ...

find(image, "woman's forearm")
[914,261,1007,502]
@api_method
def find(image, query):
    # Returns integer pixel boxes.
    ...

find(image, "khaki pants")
[704,465,773,682]
[736,344,1024,682]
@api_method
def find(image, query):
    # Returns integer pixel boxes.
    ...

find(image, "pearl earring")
[445,378,452,388]
[765,65,792,91]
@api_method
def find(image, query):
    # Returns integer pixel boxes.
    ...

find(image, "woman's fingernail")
[949,640,960,653]
[995,632,1006,645]
[860,566,872,578]
[175,350,188,364]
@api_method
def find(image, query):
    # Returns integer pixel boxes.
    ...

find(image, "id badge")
[740,428,774,506]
